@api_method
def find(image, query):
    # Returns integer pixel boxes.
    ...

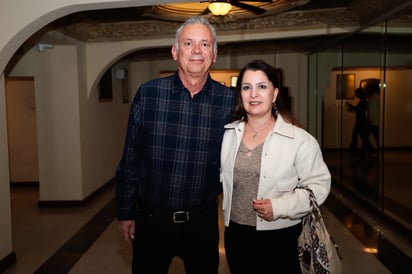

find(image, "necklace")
[247,120,273,139]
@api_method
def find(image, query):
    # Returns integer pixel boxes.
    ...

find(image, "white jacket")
[220,114,331,230]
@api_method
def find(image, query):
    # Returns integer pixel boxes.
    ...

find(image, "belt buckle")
[173,211,189,223]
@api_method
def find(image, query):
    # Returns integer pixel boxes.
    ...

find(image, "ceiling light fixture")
[208,1,232,16]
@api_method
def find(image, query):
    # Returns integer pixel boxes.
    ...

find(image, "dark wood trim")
[37,178,115,208]
[37,200,87,207]
[5,76,34,81]
[0,252,16,272]
[10,181,39,188]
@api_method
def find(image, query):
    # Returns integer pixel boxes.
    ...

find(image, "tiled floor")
[3,182,409,274]
[323,148,412,232]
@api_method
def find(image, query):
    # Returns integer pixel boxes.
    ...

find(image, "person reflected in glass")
[346,88,374,152]
[220,60,331,274]
[366,83,380,148]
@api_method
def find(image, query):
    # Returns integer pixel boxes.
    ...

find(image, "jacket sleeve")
[271,132,331,220]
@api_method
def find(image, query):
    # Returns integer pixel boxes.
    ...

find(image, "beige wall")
[11,45,84,200]
[8,44,129,200]
[79,62,130,197]
[323,67,412,149]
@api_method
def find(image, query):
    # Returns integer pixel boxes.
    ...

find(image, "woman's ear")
[273,88,279,103]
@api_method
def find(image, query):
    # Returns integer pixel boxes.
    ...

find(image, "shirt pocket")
[276,175,298,193]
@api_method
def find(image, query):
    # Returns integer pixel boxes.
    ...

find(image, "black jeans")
[131,202,219,274]
[225,221,302,274]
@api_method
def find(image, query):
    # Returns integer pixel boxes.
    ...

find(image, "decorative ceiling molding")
[40,0,412,47]
[58,8,358,42]
[146,0,310,21]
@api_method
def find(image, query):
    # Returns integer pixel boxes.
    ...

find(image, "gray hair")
[174,17,218,54]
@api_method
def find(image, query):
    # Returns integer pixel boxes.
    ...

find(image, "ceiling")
[43,0,411,42]
[55,0,350,25]
[15,0,412,65]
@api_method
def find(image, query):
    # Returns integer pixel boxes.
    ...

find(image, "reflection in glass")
[310,16,412,233]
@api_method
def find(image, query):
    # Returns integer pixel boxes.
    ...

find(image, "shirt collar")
[273,114,295,138]
[225,114,295,139]
[172,72,213,97]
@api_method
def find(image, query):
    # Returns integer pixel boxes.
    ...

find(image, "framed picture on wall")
[336,74,355,99]
[231,76,238,87]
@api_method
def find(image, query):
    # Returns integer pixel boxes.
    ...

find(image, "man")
[115,17,234,274]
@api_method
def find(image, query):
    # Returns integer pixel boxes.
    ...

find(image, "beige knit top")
[230,142,263,227]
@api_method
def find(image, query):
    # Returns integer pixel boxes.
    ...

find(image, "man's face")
[171,23,217,77]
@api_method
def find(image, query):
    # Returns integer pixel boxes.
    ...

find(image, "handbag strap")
[296,185,322,222]
[297,185,344,260]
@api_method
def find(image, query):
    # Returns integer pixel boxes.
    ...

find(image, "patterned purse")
[297,186,343,274]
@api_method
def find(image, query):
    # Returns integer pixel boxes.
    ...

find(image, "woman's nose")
[250,88,258,97]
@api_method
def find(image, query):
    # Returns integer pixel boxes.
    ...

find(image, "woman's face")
[240,69,279,118]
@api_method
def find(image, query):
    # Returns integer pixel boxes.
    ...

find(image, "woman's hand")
[253,199,274,221]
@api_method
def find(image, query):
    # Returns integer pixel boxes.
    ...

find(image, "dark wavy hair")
[231,60,296,124]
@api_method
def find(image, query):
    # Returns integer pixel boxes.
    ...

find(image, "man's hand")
[118,220,135,244]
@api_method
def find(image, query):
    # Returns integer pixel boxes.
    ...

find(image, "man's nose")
[192,43,201,54]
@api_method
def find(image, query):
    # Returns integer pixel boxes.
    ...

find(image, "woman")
[220,60,331,273]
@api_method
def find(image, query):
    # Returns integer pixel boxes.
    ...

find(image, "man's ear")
[171,46,177,60]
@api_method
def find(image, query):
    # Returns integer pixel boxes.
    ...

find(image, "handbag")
[297,186,343,274]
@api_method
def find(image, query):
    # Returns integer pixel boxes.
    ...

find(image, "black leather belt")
[138,200,217,224]
[171,211,190,223]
